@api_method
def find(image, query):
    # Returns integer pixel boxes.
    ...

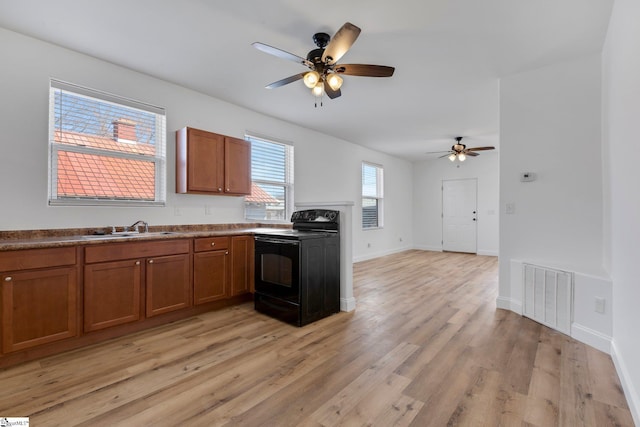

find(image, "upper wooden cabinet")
[176,127,251,196]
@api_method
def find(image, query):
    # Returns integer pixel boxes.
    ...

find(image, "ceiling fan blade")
[325,84,341,99]
[438,152,455,158]
[322,22,361,65]
[467,146,495,151]
[252,42,313,68]
[265,73,306,89]
[465,151,479,156]
[427,150,454,154]
[335,64,395,77]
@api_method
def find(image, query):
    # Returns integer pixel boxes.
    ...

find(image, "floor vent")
[522,263,573,335]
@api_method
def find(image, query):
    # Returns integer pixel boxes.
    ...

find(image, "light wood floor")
[0,250,634,426]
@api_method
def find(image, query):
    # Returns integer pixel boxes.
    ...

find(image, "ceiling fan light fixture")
[303,71,320,88]
[448,153,456,162]
[327,73,343,91]
[312,81,324,97]
[458,153,466,161]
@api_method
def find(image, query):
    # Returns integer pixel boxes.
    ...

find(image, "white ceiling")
[0,0,613,161]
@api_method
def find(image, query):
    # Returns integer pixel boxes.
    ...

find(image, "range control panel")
[291,209,339,223]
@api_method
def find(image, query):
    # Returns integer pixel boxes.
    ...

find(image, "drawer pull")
[4,276,12,282]
[225,251,229,255]
[135,261,141,265]
[211,242,216,247]
[148,259,154,264]
[218,187,222,192]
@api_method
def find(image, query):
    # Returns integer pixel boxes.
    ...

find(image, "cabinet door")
[224,136,251,195]
[84,259,141,332]
[146,253,191,317]
[194,250,229,304]
[230,235,254,296]
[2,267,77,353]
[187,128,225,193]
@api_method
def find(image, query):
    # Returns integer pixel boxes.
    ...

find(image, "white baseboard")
[496,296,523,314]
[413,244,442,252]
[352,246,413,263]
[611,340,640,427]
[570,323,612,354]
[340,297,356,312]
[477,250,498,257]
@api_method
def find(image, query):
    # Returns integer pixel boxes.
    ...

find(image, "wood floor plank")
[0,250,633,427]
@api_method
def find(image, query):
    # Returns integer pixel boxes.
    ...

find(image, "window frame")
[244,133,294,222]
[48,79,166,207]
[362,161,384,230]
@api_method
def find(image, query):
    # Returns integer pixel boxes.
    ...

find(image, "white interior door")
[442,178,477,253]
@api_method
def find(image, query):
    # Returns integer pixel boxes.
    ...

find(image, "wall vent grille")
[522,263,573,335]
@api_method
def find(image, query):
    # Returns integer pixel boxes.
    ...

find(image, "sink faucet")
[129,220,149,233]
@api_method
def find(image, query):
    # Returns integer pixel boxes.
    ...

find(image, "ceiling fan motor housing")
[312,32,330,48]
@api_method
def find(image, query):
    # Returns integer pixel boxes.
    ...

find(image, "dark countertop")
[0,224,291,251]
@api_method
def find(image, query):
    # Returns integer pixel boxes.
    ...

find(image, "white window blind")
[362,162,384,229]
[48,79,166,206]
[244,134,294,221]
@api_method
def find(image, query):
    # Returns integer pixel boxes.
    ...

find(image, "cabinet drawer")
[0,247,76,272]
[85,239,190,264]
[194,236,229,252]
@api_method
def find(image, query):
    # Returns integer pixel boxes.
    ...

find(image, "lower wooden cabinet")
[0,234,254,365]
[194,250,229,304]
[84,259,141,332]
[2,266,78,353]
[146,253,191,317]
[230,235,254,296]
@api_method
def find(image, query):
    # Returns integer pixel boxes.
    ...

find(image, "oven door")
[254,236,300,303]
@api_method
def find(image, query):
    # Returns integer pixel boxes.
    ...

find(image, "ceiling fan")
[427,137,495,162]
[252,22,395,104]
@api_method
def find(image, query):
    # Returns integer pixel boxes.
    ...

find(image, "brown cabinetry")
[84,239,191,330]
[230,235,254,296]
[84,259,141,332]
[1,247,78,353]
[0,233,254,366]
[176,127,251,196]
[145,253,191,317]
[193,236,229,304]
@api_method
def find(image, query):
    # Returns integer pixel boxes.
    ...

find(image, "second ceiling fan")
[252,22,395,102]
[427,137,495,162]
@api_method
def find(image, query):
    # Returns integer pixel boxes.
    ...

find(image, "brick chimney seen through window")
[113,119,137,143]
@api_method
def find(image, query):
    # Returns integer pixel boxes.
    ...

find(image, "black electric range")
[253,209,340,326]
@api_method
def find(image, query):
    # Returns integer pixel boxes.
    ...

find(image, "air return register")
[522,263,573,335]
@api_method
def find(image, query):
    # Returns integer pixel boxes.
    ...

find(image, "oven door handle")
[255,236,300,245]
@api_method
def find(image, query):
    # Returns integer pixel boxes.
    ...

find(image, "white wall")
[413,152,499,256]
[498,55,612,352]
[603,0,640,423]
[0,27,413,262]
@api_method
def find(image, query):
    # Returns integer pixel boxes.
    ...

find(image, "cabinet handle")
[4,276,12,282]
[148,259,154,264]
[218,187,222,192]
[226,188,230,192]
[211,242,216,247]
[225,251,229,255]
[135,261,141,265]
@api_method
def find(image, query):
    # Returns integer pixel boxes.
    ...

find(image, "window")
[244,134,294,221]
[362,162,384,229]
[48,80,166,206]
